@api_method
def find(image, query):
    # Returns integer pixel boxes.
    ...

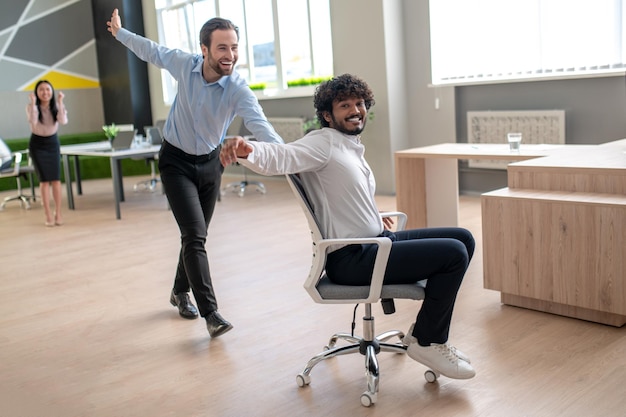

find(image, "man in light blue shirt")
[107,8,283,338]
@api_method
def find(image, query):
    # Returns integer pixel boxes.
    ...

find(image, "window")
[429,0,626,86]
[155,0,333,104]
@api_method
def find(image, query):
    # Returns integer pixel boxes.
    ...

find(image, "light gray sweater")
[239,128,384,245]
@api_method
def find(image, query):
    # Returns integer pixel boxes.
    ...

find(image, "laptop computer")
[111,130,137,151]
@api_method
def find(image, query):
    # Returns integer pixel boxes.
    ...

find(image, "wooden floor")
[1,174,625,417]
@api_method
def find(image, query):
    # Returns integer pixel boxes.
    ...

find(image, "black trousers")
[326,227,475,346]
[158,140,223,317]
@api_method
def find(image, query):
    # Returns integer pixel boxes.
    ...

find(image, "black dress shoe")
[170,290,199,319]
[205,311,233,338]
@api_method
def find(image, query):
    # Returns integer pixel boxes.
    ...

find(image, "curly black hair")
[313,74,375,128]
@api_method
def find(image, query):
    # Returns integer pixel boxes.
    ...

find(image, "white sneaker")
[403,323,471,364]
[407,342,476,380]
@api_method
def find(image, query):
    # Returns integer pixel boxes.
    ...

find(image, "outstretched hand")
[220,136,253,166]
[107,8,122,37]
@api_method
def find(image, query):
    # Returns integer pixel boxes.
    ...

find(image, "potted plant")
[102,124,120,143]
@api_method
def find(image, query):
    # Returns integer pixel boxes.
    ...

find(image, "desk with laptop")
[60,129,162,220]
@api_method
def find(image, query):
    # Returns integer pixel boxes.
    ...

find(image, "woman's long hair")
[34,80,58,124]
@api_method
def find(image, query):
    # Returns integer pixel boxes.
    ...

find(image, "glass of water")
[507,132,522,152]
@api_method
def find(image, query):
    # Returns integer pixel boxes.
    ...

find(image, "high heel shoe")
[45,221,55,227]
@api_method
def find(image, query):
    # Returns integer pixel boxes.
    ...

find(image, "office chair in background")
[134,126,163,192]
[285,173,432,407]
[221,121,266,197]
[0,138,36,210]
[220,135,266,197]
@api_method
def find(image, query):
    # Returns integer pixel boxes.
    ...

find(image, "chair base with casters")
[295,278,428,407]
[285,173,433,407]
[133,158,161,192]
[0,151,36,211]
[221,162,266,197]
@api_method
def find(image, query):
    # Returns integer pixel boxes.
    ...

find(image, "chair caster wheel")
[424,369,439,383]
[360,391,377,407]
[296,373,311,387]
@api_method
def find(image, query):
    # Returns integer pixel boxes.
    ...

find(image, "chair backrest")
[155,119,166,134]
[286,173,426,304]
[146,127,163,145]
[285,173,324,241]
[285,174,332,300]
[0,138,12,171]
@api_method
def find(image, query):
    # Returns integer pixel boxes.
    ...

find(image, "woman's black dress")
[29,133,60,182]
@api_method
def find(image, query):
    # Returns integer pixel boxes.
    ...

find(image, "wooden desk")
[61,141,161,220]
[482,140,626,326]
[394,143,567,228]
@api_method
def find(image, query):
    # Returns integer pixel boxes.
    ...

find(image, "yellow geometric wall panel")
[22,71,100,92]
[0,0,99,92]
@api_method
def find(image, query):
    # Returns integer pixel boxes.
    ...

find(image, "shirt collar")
[192,59,231,87]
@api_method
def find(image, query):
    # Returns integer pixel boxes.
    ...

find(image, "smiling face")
[201,29,239,83]
[324,96,368,135]
[36,82,54,106]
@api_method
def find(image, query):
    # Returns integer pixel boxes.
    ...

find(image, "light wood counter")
[394,143,576,229]
[482,139,626,326]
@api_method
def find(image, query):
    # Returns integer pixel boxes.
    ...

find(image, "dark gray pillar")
[91,0,153,133]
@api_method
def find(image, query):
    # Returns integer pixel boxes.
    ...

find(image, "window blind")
[429,0,626,86]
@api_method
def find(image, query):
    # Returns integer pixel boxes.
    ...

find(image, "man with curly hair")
[220,74,476,380]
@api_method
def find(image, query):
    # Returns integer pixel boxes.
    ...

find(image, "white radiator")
[268,117,305,143]
[467,110,565,169]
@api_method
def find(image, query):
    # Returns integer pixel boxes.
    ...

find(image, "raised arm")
[107,8,122,38]
[56,91,68,125]
[25,93,38,127]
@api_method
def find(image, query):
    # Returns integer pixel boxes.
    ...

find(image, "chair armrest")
[306,236,392,303]
[10,152,24,175]
[0,151,24,178]
[379,211,407,231]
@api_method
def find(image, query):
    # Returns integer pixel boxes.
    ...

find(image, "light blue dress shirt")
[115,28,284,155]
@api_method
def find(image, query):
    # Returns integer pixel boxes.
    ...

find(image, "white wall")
[403,0,456,148]
[330,0,412,193]
[0,89,105,140]
[140,0,170,123]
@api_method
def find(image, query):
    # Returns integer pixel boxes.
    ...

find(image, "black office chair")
[285,174,431,407]
[0,138,36,210]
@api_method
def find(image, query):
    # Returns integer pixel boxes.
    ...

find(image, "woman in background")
[26,80,68,227]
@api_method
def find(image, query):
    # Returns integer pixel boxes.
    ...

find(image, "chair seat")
[0,164,34,177]
[316,274,426,301]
